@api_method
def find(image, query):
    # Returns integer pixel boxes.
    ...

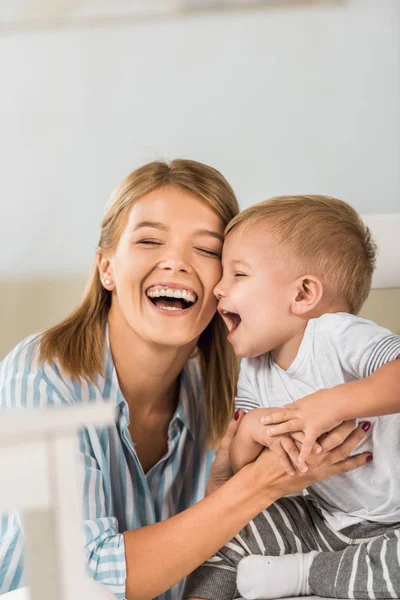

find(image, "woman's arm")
[124,420,371,600]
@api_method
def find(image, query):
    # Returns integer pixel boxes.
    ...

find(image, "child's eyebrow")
[231,259,251,269]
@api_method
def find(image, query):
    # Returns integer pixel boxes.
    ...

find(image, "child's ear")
[291,275,323,316]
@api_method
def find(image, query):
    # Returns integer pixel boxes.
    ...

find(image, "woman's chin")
[144,326,199,350]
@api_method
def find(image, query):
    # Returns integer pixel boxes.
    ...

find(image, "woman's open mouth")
[146,285,198,313]
[219,309,242,338]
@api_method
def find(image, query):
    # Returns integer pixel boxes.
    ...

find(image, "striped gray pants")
[184,495,400,600]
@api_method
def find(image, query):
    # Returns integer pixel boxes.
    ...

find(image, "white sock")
[237,551,318,600]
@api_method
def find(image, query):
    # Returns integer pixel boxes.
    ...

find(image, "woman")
[0,159,371,600]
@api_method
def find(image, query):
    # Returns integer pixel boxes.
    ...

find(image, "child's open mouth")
[219,309,242,338]
[146,285,197,312]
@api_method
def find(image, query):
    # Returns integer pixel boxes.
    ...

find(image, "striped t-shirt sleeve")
[235,359,261,413]
[321,314,400,380]
[365,334,400,376]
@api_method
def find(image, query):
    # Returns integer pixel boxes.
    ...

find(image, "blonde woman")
[0,159,370,600]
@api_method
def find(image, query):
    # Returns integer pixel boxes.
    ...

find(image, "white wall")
[0,0,399,278]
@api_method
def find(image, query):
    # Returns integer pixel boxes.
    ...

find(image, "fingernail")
[366,454,373,463]
[362,421,371,432]
[234,409,240,421]
[266,428,274,434]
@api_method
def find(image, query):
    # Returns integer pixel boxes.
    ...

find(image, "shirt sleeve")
[77,430,127,599]
[318,313,400,380]
[0,512,25,594]
[235,359,262,412]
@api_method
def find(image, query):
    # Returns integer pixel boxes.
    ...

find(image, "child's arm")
[263,357,400,463]
[230,408,310,476]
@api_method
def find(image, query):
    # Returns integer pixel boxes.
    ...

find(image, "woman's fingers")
[206,410,245,495]
[219,409,245,452]
[324,452,372,477]
[318,420,357,453]
[327,422,370,465]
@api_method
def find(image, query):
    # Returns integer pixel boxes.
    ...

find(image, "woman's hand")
[249,419,372,504]
[260,389,343,464]
[206,410,245,495]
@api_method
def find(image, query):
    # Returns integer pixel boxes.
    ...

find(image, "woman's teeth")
[147,287,197,304]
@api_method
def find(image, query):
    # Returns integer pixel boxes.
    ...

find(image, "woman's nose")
[158,253,192,274]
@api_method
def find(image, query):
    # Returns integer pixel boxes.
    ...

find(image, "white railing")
[0,403,116,600]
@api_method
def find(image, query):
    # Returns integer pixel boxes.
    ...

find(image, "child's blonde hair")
[226,195,377,314]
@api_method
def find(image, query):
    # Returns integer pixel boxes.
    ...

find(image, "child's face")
[214,223,298,358]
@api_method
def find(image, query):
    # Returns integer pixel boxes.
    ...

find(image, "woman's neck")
[107,309,196,418]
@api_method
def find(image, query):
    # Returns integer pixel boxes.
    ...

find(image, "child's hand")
[263,432,304,476]
[263,430,322,476]
[260,390,343,464]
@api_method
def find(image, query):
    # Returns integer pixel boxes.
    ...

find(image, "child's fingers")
[313,442,322,454]
[298,430,321,463]
[265,418,303,436]
[269,440,296,476]
[298,443,314,464]
[290,431,305,443]
[281,436,308,474]
[260,409,295,425]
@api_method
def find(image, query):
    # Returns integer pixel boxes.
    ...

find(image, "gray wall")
[0,0,399,357]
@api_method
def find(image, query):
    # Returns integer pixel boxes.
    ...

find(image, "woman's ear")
[291,275,323,316]
[97,251,114,291]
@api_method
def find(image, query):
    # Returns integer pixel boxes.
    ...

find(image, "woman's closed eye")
[136,239,163,246]
[234,271,247,277]
[196,247,222,259]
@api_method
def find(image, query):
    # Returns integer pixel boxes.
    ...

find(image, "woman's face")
[100,185,225,349]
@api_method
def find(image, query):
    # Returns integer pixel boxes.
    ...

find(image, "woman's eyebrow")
[195,229,224,243]
[132,222,223,243]
[133,221,168,232]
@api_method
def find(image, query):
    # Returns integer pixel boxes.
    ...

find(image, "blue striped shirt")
[0,331,215,599]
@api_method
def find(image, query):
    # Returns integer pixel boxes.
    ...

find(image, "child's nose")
[213,281,225,299]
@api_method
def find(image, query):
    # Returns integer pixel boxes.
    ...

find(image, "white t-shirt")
[235,312,400,530]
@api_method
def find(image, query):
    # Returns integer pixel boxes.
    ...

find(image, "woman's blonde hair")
[39,159,240,447]
[227,195,377,315]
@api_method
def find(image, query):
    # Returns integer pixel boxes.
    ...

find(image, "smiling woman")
[0,159,372,600]
[96,186,227,364]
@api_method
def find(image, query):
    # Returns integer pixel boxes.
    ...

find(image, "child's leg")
[309,522,400,599]
[184,495,344,600]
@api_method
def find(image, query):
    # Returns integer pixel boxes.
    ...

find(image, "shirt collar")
[102,324,201,440]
